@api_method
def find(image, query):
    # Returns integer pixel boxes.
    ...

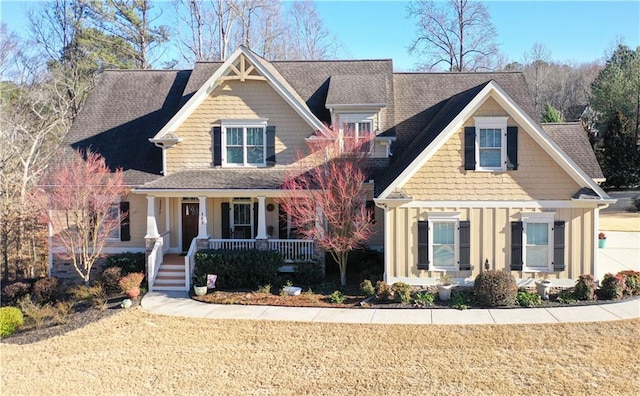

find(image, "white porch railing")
[147,230,170,293]
[207,238,315,263]
[184,237,198,291]
[209,239,256,250]
[268,239,315,262]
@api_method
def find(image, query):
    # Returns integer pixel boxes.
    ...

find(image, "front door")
[182,203,199,252]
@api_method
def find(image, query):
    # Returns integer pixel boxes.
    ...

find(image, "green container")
[598,239,606,249]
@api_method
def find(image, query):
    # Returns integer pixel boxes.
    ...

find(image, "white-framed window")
[221,119,267,167]
[428,212,460,271]
[521,212,555,272]
[339,114,374,153]
[103,203,121,241]
[474,116,508,171]
[231,197,253,239]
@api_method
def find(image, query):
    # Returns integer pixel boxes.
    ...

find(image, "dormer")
[326,75,391,158]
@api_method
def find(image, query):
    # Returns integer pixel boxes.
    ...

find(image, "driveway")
[597,230,640,280]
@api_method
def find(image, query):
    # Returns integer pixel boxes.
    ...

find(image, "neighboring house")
[52,46,612,290]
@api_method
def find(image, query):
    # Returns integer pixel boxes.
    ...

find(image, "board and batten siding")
[166,80,315,173]
[402,98,581,201]
[385,206,595,282]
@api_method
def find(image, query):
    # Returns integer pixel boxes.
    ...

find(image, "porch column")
[256,196,268,240]
[165,197,170,234]
[197,196,209,239]
[145,196,160,239]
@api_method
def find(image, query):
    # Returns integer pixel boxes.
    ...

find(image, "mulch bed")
[1,295,135,345]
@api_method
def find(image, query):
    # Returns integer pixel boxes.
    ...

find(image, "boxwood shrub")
[195,249,283,289]
[106,252,146,275]
[474,270,518,306]
[0,307,24,337]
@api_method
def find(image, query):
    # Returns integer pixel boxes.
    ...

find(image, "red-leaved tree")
[280,126,374,286]
[35,150,129,284]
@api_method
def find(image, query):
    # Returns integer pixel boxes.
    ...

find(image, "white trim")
[426,214,460,271]
[152,47,326,142]
[474,116,508,171]
[378,81,609,200]
[145,196,160,239]
[383,205,390,284]
[520,212,555,272]
[398,200,606,209]
[221,124,267,167]
[326,103,387,109]
[197,196,209,238]
[219,118,268,126]
[594,207,600,281]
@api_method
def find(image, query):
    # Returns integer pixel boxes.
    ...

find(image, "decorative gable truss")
[149,46,327,173]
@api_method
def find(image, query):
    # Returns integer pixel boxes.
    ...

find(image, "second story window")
[223,123,266,166]
[338,113,375,153]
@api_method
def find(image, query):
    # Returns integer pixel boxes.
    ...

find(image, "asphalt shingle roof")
[62,69,191,185]
[64,56,603,194]
[542,123,604,180]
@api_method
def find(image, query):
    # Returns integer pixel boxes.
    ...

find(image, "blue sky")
[1,1,638,71]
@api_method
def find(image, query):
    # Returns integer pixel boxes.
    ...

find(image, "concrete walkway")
[141,291,640,325]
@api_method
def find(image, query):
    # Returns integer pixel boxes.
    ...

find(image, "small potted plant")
[535,277,552,300]
[437,273,456,302]
[598,232,607,249]
[193,273,208,296]
[119,272,144,298]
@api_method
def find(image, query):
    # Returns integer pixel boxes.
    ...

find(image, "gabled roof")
[152,46,326,142]
[542,123,604,181]
[376,80,609,200]
[61,69,191,185]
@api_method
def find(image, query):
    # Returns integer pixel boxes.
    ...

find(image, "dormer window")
[339,114,375,153]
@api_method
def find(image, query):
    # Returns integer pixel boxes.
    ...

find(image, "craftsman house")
[52,46,611,290]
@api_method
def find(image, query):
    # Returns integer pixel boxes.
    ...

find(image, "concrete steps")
[152,258,187,291]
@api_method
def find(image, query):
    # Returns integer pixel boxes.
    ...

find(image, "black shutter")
[464,126,476,170]
[506,126,518,170]
[213,126,222,166]
[511,221,523,270]
[278,204,287,239]
[553,221,566,271]
[266,126,276,166]
[417,221,429,270]
[119,201,130,241]
[221,202,230,239]
[458,221,471,270]
[253,202,259,238]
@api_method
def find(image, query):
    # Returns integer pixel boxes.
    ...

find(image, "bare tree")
[35,151,130,284]
[280,127,374,286]
[523,43,552,114]
[408,0,500,71]
[288,0,340,60]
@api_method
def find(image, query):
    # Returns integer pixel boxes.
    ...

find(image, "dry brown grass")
[600,212,640,232]
[2,308,639,395]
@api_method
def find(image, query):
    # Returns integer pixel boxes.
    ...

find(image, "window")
[224,125,266,166]
[465,117,519,171]
[516,213,555,272]
[339,114,375,153]
[418,214,471,271]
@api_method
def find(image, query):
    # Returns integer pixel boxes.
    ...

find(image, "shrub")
[413,291,435,308]
[557,290,577,304]
[102,266,123,294]
[69,284,106,308]
[516,291,542,307]
[328,290,346,304]
[195,249,282,289]
[119,272,144,293]
[449,290,474,310]
[256,284,272,294]
[32,277,59,305]
[106,252,146,275]
[374,280,391,300]
[0,307,24,337]
[392,282,412,303]
[473,270,517,306]
[293,262,324,288]
[325,249,384,283]
[618,270,640,295]
[2,282,31,306]
[599,273,626,300]
[574,274,597,300]
[315,281,340,295]
[359,279,375,297]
